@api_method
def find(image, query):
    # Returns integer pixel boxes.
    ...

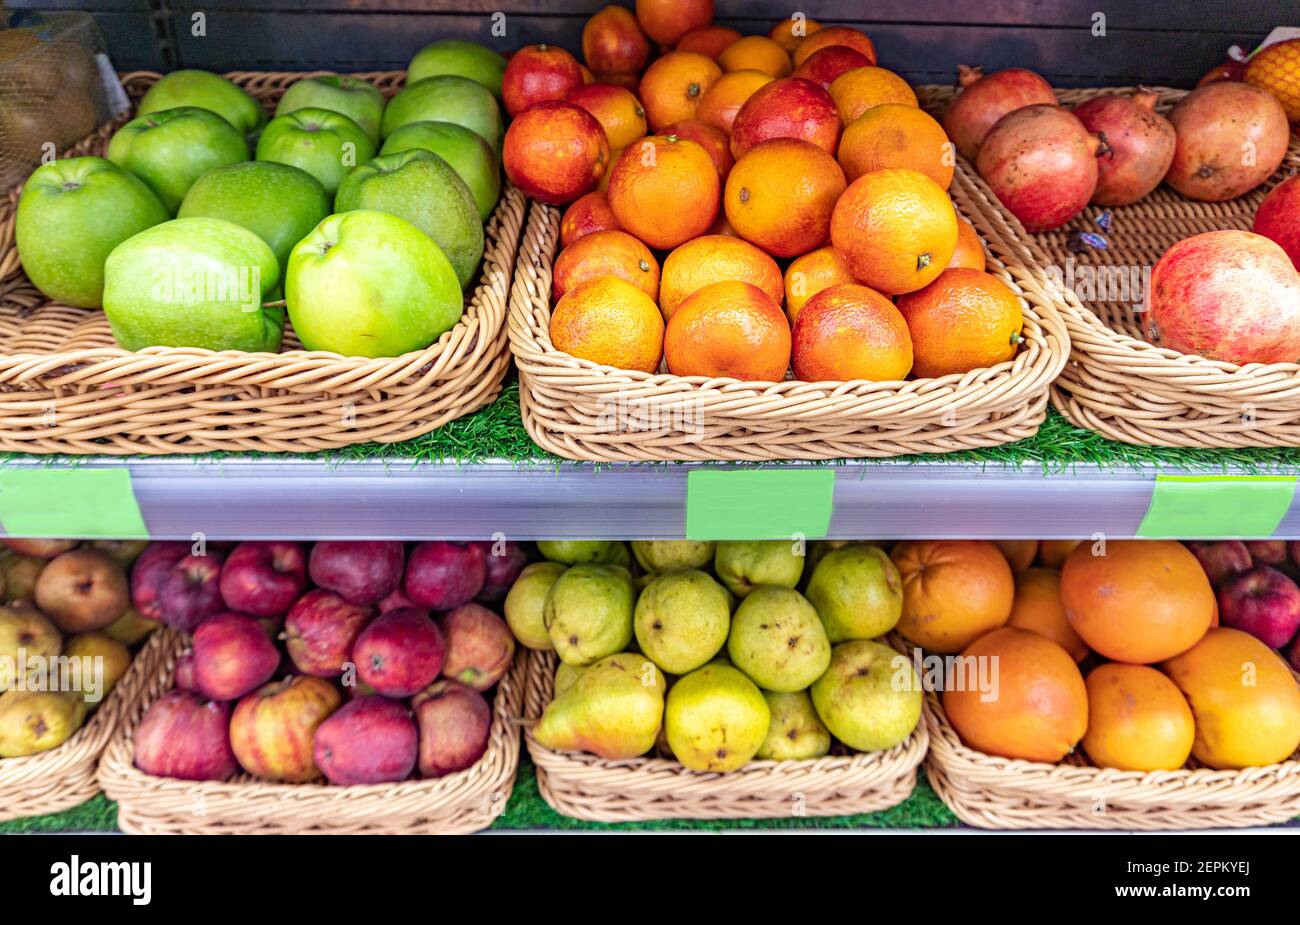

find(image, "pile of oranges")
[500,2,1027,383]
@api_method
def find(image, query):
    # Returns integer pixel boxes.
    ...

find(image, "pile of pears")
[506,539,924,772]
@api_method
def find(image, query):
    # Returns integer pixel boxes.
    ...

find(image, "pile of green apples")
[507,539,922,772]
[14,40,507,359]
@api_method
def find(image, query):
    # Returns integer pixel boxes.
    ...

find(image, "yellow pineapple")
[1246,38,1300,123]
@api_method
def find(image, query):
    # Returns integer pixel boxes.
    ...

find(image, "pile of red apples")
[1189,540,1300,667]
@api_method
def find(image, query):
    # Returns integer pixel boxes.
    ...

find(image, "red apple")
[403,541,487,611]
[414,680,491,777]
[1255,176,1300,272]
[157,551,226,633]
[1247,540,1288,565]
[130,542,189,622]
[1186,540,1253,587]
[133,690,237,781]
[353,607,445,698]
[173,651,197,692]
[308,541,404,605]
[475,541,529,605]
[502,43,584,117]
[378,587,422,614]
[729,78,841,159]
[219,541,307,617]
[229,675,342,782]
[1,538,77,558]
[1218,565,1300,649]
[313,695,418,785]
[192,612,280,701]
[284,589,373,677]
[440,602,515,691]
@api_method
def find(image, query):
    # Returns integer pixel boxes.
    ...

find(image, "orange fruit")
[580,64,595,84]
[582,5,651,76]
[791,283,912,381]
[552,229,660,302]
[783,245,856,323]
[895,268,1024,378]
[550,276,664,374]
[636,0,713,47]
[708,211,739,237]
[1006,567,1089,662]
[995,540,1038,572]
[768,16,822,54]
[1082,664,1195,772]
[718,36,792,78]
[1243,38,1300,123]
[565,83,648,150]
[675,24,742,59]
[724,138,846,258]
[659,235,783,319]
[697,69,774,133]
[502,100,610,206]
[607,135,720,249]
[659,119,733,179]
[663,280,791,381]
[595,72,641,92]
[560,190,622,248]
[792,26,878,67]
[638,50,722,130]
[947,215,986,271]
[729,77,842,158]
[1038,539,1081,567]
[598,146,626,191]
[829,168,958,295]
[943,628,1088,763]
[828,66,918,123]
[837,104,953,188]
[1060,540,1214,665]
[891,540,1014,653]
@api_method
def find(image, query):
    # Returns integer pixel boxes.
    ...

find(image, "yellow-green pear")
[632,540,715,573]
[64,632,131,699]
[554,661,584,696]
[537,540,614,564]
[103,606,160,646]
[757,690,831,760]
[534,652,665,759]
[714,540,804,598]
[665,662,770,771]
[601,542,632,568]
[2,555,44,603]
[544,564,634,666]
[805,540,886,578]
[0,690,79,757]
[504,561,566,650]
[811,640,921,753]
[634,569,730,674]
[805,545,903,642]
[727,586,831,691]
[0,604,61,689]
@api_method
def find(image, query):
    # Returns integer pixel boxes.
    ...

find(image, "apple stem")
[263,299,287,308]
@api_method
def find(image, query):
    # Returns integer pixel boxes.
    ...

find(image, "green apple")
[275,74,385,143]
[285,210,463,358]
[15,156,168,308]
[179,161,330,270]
[380,120,500,220]
[102,217,282,352]
[381,75,502,151]
[408,40,507,99]
[106,107,249,213]
[335,149,483,288]
[255,108,375,196]
[137,69,267,137]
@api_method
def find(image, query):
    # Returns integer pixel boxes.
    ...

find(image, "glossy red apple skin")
[284,589,373,678]
[131,542,189,622]
[1218,564,1300,649]
[414,680,492,778]
[308,541,405,605]
[219,541,308,617]
[157,551,227,633]
[191,611,280,701]
[1186,540,1253,587]
[378,587,423,614]
[229,675,342,782]
[475,541,529,605]
[730,78,841,159]
[440,602,516,691]
[353,607,446,698]
[404,541,487,611]
[173,652,197,692]
[313,695,418,785]
[133,690,237,782]
[1247,540,1288,565]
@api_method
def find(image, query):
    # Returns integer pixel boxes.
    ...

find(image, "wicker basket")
[0,626,169,821]
[508,160,1069,462]
[97,628,525,834]
[920,84,1300,449]
[0,70,525,455]
[522,649,927,822]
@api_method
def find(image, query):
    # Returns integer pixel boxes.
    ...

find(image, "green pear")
[805,540,885,577]
[103,607,160,647]
[2,555,43,603]
[0,690,79,757]
[534,652,665,759]
[665,662,770,772]
[537,540,614,564]
[544,564,634,666]
[504,561,565,650]
[727,586,830,692]
[64,632,132,699]
[811,640,922,753]
[757,690,831,761]
[0,604,61,689]
[805,545,904,643]
[634,569,730,674]
[553,661,585,696]
[632,541,716,573]
[715,540,804,598]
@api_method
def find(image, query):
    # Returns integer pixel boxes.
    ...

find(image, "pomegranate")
[1148,230,1300,366]
[1073,89,1175,206]
[1254,176,1300,271]
[975,105,1102,232]
[941,65,1058,162]
[1165,82,1289,202]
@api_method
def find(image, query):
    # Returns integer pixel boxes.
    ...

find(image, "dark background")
[2,1,1284,87]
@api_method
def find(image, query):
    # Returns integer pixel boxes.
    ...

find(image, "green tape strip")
[1136,475,1296,539]
[0,469,149,539]
[686,469,835,540]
